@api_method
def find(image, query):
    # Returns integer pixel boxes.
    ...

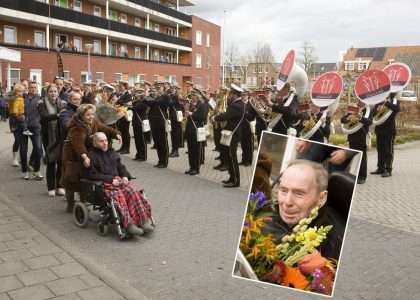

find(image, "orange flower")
[281,265,310,290]
[298,251,327,275]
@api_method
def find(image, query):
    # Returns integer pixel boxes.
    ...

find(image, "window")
[96,72,104,82]
[80,71,89,84]
[109,10,118,21]
[93,40,101,54]
[10,69,21,89]
[120,44,128,57]
[134,18,141,27]
[55,0,68,8]
[56,33,68,49]
[93,6,101,17]
[152,49,159,61]
[167,52,175,63]
[153,23,160,32]
[109,42,117,56]
[120,14,127,24]
[167,27,176,36]
[73,37,82,52]
[134,47,141,59]
[206,33,210,47]
[137,74,145,82]
[345,62,354,71]
[114,73,122,82]
[196,53,202,69]
[196,30,202,45]
[4,26,17,44]
[34,31,45,47]
[358,62,369,71]
[73,0,82,12]
[63,71,70,80]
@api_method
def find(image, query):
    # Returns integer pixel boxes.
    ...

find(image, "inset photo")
[232,132,362,297]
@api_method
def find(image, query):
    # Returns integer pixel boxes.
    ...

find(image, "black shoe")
[169,151,179,158]
[119,150,130,155]
[213,164,224,170]
[370,169,385,175]
[223,182,240,188]
[215,156,221,160]
[219,166,228,171]
[239,161,252,166]
[357,178,366,184]
[185,169,192,174]
[381,171,392,178]
[222,179,233,184]
[133,156,145,161]
[156,164,167,169]
[154,163,161,168]
[151,145,156,149]
[189,170,199,176]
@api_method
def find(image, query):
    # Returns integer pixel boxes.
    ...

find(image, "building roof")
[394,52,420,77]
[159,0,194,7]
[311,63,337,73]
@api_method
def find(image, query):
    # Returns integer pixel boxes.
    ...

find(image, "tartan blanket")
[104,178,152,228]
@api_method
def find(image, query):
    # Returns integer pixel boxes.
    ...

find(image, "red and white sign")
[277,50,295,90]
[311,72,343,107]
[383,63,412,93]
[354,70,391,105]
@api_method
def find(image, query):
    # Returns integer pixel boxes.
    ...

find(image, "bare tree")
[223,43,250,86]
[252,42,275,88]
[298,41,318,74]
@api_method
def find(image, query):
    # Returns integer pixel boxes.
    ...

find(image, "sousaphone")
[300,71,342,140]
[354,69,392,126]
[267,50,308,132]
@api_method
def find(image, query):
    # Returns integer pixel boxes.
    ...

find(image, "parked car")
[398,90,417,102]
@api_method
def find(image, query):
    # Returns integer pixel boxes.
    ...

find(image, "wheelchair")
[72,178,155,240]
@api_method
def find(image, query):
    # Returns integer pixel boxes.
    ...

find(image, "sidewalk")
[0,194,147,300]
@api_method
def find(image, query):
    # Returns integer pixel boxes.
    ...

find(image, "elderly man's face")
[95,134,108,152]
[278,164,326,226]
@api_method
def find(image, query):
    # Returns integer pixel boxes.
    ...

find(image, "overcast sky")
[184,0,419,63]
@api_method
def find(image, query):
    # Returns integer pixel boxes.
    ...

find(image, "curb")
[0,193,149,300]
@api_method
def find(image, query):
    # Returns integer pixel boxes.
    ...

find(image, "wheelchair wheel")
[96,222,109,236]
[73,202,89,228]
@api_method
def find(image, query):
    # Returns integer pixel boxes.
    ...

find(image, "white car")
[398,90,417,102]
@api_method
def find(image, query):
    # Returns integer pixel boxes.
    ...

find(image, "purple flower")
[249,192,269,211]
[311,269,326,293]
[244,221,250,228]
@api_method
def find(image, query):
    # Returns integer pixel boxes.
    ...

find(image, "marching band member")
[185,89,208,175]
[215,84,246,188]
[168,84,184,158]
[240,89,254,166]
[115,80,133,154]
[371,93,400,177]
[132,86,149,162]
[212,87,229,171]
[341,102,372,184]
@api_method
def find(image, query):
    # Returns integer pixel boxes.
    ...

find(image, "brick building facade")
[0,0,220,92]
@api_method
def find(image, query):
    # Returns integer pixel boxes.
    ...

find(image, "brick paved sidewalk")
[0,198,145,300]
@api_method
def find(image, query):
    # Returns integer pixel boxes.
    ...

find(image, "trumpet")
[341,105,371,135]
[372,101,392,126]
[249,96,271,123]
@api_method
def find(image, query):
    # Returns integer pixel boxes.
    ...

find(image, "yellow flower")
[304,228,318,241]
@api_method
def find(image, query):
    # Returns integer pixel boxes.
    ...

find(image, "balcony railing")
[0,42,191,66]
[127,0,192,23]
[0,0,192,48]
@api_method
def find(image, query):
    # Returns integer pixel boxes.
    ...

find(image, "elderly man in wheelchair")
[73,132,154,239]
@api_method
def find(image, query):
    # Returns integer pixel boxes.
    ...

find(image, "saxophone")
[212,92,228,129]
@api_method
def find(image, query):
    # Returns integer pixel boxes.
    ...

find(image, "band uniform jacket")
[185,100,208,139]
[271,94,298,134]
[116,91,133,107]
[214,97,246,142]
[132,96,149,126]
[341,107,372,145]
[144,94,170,129]
[373,97,400,135]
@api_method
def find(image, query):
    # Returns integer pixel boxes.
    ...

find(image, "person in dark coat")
[144,88,170,168]
[262,160,345,261]
[115,81,132,154]
[38,84,66,197]
[59,91,82,140]
[168,86,184,157]
[61,104,121,212]
[185,92,208,175]
[215,84,246,188]
[131,89,149,161]
[85,132,154,236]
[371,93,400,177]
[240,97,255,166]
[341,103,372,184]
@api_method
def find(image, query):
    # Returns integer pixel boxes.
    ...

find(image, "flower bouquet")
[239,192,336,296]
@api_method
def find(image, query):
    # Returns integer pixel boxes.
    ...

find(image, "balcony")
[0,0,192,49]
[0,42,191,66]
[128,0,192,23]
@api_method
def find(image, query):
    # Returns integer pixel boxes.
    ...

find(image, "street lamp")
[85,43,93,83]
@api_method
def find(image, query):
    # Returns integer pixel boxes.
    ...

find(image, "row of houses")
[223,45,420,94]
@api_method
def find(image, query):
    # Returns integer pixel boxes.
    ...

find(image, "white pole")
[106,36,109,56]
[106,0,109,19]
[176,49,179,64]
[7,63,11,92]
[146,44,150,60]
[146,14,150,30]
[46,24,50,50]
[222,10,226,87]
